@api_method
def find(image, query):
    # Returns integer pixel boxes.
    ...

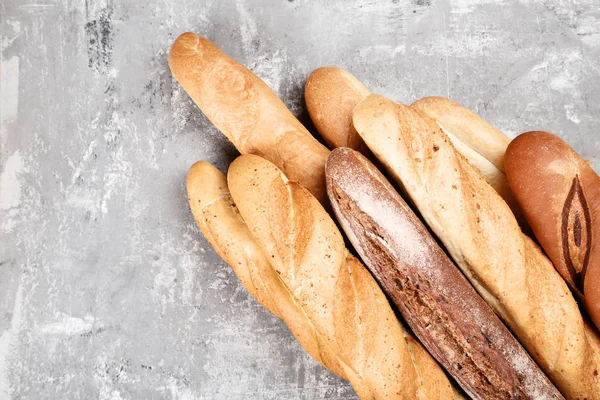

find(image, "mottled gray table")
[1,0,599,399]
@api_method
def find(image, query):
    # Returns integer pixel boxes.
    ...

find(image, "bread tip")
[305,66,344,95]
[177,31,200,41]
[325,148,363,190]
[187,160,216,187]
[168,32,205,69]
[307,66,345,80]
[352,93,386,126]
[188,159,211,175]
[327,146,353,164]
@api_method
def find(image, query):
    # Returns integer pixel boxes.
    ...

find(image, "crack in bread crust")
[561,175,592,293]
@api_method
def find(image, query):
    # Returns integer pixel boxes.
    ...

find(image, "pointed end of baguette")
[352,93,396,141]
[187,161,229,210]
[168,32,217,87]
[305,67,370,150]
[227,155,286,211]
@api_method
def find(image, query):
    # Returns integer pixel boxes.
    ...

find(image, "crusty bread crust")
[226,154,459,400]
[326,147,563,400]
[170,33,329,203]
[305,67,371,152]
[411,96,510,172]
[353,94,600,399]
[505,131,600,331]
[410,101,528,230]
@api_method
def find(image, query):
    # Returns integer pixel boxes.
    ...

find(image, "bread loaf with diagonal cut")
[505,131,600,331]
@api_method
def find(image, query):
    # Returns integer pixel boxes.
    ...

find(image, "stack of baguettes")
[169,32,600,399]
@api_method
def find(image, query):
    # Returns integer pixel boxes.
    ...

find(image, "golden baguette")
[170,33,329,203]
[187,161,280,316]
[226,154,460,400]
[352,94,600,399]
[305,67,370,151]
[304,68,526,225]
[410,96,510,172]
[411,97,528,230]
[188,161,341,372]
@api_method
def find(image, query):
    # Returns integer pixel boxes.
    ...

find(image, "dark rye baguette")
[505,131,600,330]
[326,148,563,400]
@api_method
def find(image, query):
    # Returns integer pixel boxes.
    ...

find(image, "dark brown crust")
[561,175,592,293]
[326,147,564,400]
[505,130,600,332]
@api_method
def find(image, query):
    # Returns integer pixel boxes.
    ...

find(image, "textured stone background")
[1,0,599,399]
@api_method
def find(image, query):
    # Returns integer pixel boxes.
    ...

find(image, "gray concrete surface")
[1,0,599,398]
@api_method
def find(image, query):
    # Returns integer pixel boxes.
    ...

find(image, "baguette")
[187,161,363,384]
[187,161,279,316]
[352,94,600,399]
[326,148,563,400]
[170,33,329,203]
[305,67,370,152]
[226,154,460,399]
[303,68,523,223]
[411,97,528,230]
[188,161,347,362]
[410,96,510,172]
[505,131,600,330]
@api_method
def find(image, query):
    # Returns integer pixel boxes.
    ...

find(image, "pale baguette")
[226,154,460,399]
[352,94,600,399]
[411,97,528,230]
[188,159,460,399]
[304,68,522,222]
[170,33,329,203]
[305,67,370,152]
[411,96,510,172]
[187,161,349,375]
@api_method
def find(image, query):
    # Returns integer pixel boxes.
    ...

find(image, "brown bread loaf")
[505,131,600,330]
[326,147,563,400]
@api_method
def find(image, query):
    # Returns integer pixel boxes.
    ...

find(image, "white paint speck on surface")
[70,140,98,185]
[0,56,19,141]
[100,147,132,215]
[565,104,581,124]
[94,354,127,400]
[449,0,506,14]
[40,313,96,336]
[549,51,582,94]
[1,20,20,145]
[236,0,258,55]
[252,50,286,94]
[358,44,406,59]
[0,283,23,400]
[0,151,23,211]
[157,377,198,400]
